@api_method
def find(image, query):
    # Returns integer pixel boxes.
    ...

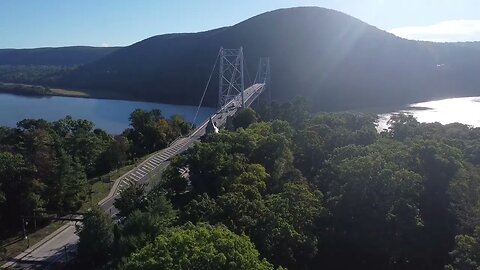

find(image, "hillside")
[17,8,480,110]
[0,46,120,66]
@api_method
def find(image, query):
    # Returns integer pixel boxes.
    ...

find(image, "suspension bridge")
[3,47,270,269]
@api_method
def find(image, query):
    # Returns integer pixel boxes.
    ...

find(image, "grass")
[49,88,89,97]
[0,221,64,265]
[0,82,88,98]
[81,163,137,211]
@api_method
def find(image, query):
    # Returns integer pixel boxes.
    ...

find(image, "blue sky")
[1,0,479,48]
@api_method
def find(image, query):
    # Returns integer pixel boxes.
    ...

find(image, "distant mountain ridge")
[0,46,120,66]
[2,7,480,111]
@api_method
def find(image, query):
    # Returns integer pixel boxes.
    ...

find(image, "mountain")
[15,8,480,110]
[0,46,120,66]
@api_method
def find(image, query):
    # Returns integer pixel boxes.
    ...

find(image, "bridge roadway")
[2,83,265,270]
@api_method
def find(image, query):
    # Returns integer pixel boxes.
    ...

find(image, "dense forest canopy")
[71,100,480,269]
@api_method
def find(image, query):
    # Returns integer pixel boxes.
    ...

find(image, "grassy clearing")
[49,88,89,97]
[82,164,136,211]
[83,154,156,209]
[0,82,88,98]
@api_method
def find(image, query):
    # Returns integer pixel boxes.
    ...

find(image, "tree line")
[0,109,191,248]
[76,100,480,269]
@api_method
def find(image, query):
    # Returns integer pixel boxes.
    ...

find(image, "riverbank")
[0,82,89,98]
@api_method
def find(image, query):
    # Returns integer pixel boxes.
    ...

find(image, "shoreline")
[0,82,213,108]
[0,82,89,98]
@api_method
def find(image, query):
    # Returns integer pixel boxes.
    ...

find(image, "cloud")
[100,42,110,47]
[389,20,480,42]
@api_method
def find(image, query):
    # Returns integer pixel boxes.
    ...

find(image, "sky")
[0,0,479,48]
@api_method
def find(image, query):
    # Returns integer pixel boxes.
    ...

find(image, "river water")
[2,93,478,134]
[0,93,216,134]
[377,96,480,131]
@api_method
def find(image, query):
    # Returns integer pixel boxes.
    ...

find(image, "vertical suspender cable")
[244,57,253,86]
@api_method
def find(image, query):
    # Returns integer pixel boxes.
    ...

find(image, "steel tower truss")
[218,47,245,110]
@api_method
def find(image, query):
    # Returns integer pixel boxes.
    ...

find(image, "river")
[377,96,480,131]
[0,93,216,134]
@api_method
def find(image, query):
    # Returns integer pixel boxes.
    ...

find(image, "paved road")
[1,83,264,270]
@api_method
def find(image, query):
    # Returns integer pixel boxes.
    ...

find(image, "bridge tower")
[218,47,245,110]
[255,57,271,104]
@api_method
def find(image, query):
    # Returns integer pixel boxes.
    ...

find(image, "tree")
[77,207,114,266]
[387,113,420,141]
[186,142,247,198]
[162,156,189,195]
[126,109,172,157]
[251,133,293,183]
[181,193,220,224]
[233,108,258,129]
[204,164,270,234]
[170,114,191,135]
[43,150,87,211]
[257,97,309,129]
[0,151,44,232]
[95,135,129,175]
[53,116,111,177]
[114,184,148,218]
[116,209,174,258]
[253,181,324,269]
[121,223,275,270]
[409,140,464,268]
[115,193,177,260]
[324,148,424,268]
[446,227,480,270]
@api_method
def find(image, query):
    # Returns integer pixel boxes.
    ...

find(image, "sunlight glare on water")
[377,96,480,131]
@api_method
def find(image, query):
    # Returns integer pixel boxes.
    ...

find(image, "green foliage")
[0,151,45,233]
[6,102,480,270]
[95,136,130,175]
[181,193,219,224]
[0,116,127,235]
[254,181,325,268]
[52,151,88,210]
[0,65,74,85]
[257,98,310,129]
[233,108,258,129]
[114,185,148,218]
[121,223,275,270]
[326,148,424,266]
[125,109,191,157]
[446,230,480,270]
[161,156,189,195]
[115,194,177,259]
[450,165,480,234]
[77,207,114,266]
[292,112,378,179]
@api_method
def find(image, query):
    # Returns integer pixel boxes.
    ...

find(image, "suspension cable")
[244,58,253,86]
[193,51,220,126]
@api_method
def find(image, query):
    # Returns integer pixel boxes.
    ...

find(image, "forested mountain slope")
[0,46,120,66]
[2,7,480,111]
[54,7,480,110]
